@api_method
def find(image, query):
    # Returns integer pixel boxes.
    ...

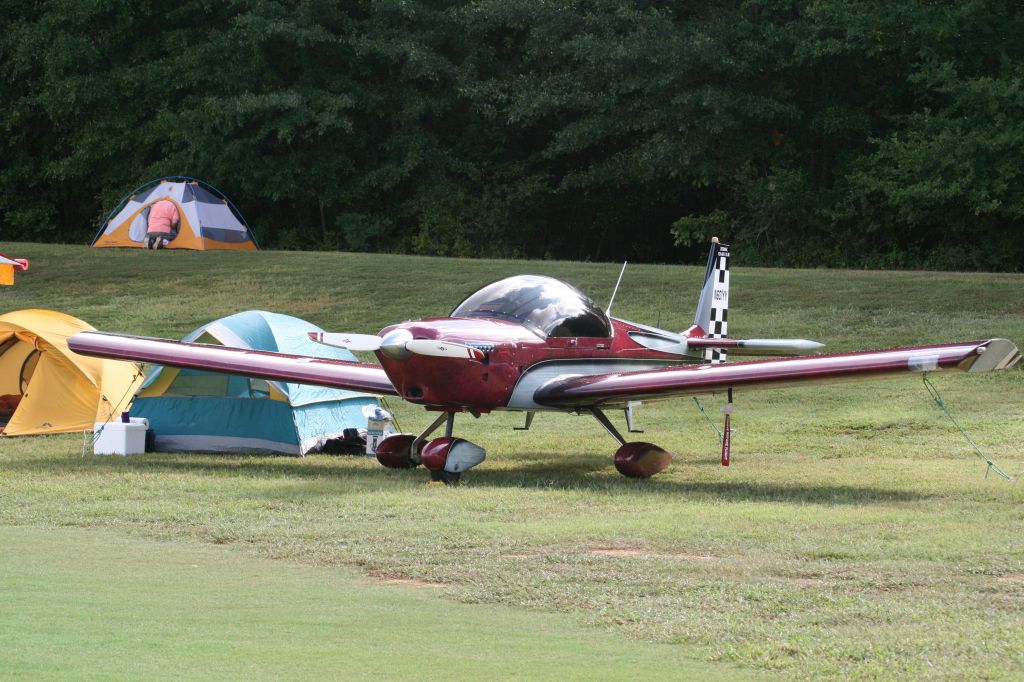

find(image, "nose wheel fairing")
[421,437,487,485]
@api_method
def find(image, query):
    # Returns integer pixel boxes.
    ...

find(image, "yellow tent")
[0,310,144,436]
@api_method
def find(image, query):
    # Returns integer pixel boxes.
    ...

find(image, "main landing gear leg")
[513,411,536,431]
[589,407,626,446]
[587,408,672,479]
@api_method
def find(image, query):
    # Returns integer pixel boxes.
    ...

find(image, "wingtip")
[968,339,1021,372]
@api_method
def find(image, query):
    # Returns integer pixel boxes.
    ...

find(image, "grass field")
[0,526,746,680]
[1,242,1022,680]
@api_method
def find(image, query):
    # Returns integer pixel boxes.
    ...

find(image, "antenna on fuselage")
[606,261,628,317]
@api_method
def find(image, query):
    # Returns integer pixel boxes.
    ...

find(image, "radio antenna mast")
[606,261,628,317]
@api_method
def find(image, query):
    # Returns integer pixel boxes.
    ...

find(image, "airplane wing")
[534,340,1020,408]
[68,331,399,396]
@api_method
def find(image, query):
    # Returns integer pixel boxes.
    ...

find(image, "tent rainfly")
[0,310,143,435]
[131,311,379,455]
[92,177,258,251]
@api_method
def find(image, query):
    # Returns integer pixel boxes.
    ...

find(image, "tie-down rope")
[692,397,723,441]
[923,375,1013,482]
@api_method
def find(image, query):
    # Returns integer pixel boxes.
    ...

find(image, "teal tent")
[132,311,378,454]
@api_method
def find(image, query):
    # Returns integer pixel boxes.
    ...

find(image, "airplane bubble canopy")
[451,275,612,338]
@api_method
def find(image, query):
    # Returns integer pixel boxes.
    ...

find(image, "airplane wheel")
[375,434,420,469]
[613,442,672,478]
[429,469,461,486]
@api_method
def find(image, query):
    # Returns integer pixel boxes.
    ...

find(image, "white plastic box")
[93,418,148,456]
[365,417,391,455]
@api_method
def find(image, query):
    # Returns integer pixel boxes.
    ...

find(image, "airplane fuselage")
[375,317,693,411]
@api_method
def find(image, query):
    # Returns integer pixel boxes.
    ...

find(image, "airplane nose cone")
[379,328,414,359]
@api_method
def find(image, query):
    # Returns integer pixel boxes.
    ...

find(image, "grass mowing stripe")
[0,526,752,681]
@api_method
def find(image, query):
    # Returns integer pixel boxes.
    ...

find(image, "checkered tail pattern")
[692,242,730,364]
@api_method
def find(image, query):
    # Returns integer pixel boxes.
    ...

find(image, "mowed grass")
[2,241,1023,680]
[0,526,746,681]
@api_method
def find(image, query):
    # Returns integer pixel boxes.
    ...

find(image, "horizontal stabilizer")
[685,337,825,356]
[628,331,823,357]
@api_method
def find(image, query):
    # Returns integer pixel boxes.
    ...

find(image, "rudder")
[692,239,730,363]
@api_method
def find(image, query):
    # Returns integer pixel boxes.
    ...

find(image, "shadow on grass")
[468,458,930,504]
[6,450,931,505]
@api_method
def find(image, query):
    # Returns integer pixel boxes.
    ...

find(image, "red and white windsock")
[0,252,28,285]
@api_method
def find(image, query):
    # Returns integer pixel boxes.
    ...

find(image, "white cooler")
[93,418,149,456]
[365,417,391,455]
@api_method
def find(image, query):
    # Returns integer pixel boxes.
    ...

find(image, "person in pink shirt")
[145,199,180,249]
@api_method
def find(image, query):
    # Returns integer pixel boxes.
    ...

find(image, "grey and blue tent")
[92,177,257,250]
[131,311,378,454]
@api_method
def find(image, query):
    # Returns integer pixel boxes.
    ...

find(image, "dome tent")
[131,311,379,455]
[0,310,142,436]
[92,176,258,251]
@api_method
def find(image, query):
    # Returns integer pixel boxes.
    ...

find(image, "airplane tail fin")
[692,238,730,363]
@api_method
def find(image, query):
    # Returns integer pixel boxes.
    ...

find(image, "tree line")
[2,1,1022,270]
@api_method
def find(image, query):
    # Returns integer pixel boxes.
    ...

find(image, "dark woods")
[2,1,1022,270]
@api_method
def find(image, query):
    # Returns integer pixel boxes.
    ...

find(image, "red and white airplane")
[68,240,1020,483]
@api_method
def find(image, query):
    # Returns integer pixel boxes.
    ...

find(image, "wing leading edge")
[68,331,399,396]
[534,340,1020,408]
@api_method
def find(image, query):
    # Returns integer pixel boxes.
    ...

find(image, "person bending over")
[145,199,179,249]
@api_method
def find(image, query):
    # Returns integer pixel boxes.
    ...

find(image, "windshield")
[451,275,612,338]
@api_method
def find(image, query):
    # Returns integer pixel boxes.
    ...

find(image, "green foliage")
[1,1,1022,269]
